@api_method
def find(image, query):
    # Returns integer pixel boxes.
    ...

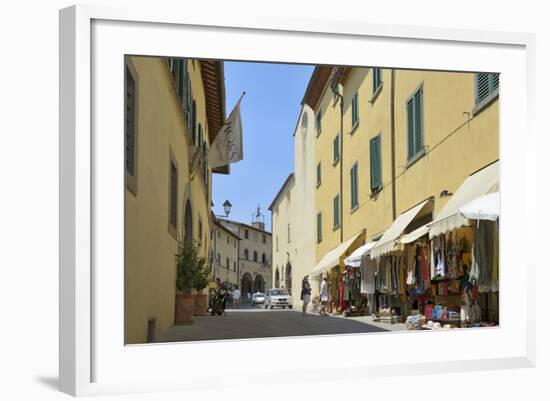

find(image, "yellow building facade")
[306,66,499,275]
[124,56,226,344]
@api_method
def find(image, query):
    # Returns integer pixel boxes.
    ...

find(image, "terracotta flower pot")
[175,293,195,324]
[194,293,208,316]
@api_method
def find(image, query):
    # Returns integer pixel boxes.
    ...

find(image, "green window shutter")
[373,68,381,93]
[170,162,178,227]
[352,93,358,126]
[317,162,321,186]
[407,99,414,160]
[317,212,323,242]
[191,101,197,145]
[414,89,424,155]
[333,135,340,162]
[179,59,188,112]
[370,135,382,191]
[316,111,322,134]
[333,194,340,227]
[491,73,499,91]
[350,164,358,209]
[406,87,424,161]
[125,66,136,176]
[475,73,490,104]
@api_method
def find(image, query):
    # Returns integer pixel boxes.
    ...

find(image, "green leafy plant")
[175,240,203,294]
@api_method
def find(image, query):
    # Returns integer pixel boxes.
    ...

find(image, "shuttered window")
[333,134,340,163]
[125,66,136,177]
[406,87,424,162]
[191,100,197,146]
[370,135,382,191]
[350,163,359,209]
[169,161,178,228]
[475,73,499,105]
[317,212,323,242]
[316,162,322,187]
[333,194,340,228]
[316,111,322,135]
[351,92,359,127]
[373,68,382,93]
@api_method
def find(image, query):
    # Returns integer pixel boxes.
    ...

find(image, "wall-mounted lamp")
[440,190,453,198]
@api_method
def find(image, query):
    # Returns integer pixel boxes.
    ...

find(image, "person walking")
[301,275,311,317]
[232,287,241,309]
[319,275,329,316]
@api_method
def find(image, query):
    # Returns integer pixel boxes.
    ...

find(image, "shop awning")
[344,241,378,268]
[311,231,363,276]
[429,161,499,238]
[400,224,431,244]
[370,200,432,259]
[459,192,500,221]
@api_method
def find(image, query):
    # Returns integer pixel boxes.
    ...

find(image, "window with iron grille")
[475,73,499,105]
[125,66,136,177]
[169,161,178,228]
[406,87,424,162]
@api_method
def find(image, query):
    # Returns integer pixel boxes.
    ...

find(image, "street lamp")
[223,200,232,217]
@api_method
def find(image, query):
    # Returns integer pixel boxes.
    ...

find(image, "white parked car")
[251,292,265,305]
[265,288,292,309]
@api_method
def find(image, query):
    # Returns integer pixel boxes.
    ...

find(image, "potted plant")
[174,239,199,324]
[193,249,211,316]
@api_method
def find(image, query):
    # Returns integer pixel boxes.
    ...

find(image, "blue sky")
[212,61,314,231]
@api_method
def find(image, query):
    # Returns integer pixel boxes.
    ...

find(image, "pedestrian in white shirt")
[232,287,241,309]
[319,276,329,316]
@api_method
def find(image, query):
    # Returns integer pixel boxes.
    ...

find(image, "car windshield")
[270,289,288,296]
[253,293,264,297]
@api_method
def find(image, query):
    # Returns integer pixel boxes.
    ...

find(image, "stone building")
[220,213,272,299]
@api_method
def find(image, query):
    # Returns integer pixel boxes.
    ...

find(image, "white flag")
[208,93,244,168]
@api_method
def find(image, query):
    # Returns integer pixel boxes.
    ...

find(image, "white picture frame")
[59,3,536,397]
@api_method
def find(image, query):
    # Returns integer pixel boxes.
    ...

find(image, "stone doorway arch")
[241,272,253,301]
[285,262,292,295]
[254,274,265,293]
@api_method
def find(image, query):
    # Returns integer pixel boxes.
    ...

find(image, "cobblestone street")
[156,304,389,343]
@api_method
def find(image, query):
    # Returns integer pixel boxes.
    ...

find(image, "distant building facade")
[220,216,272,298]
[210,217,240,287]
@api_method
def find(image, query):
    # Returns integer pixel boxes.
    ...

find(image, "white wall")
[290,105,319,306]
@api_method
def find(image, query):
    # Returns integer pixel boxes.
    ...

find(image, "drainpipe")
[390,69,397,221]
[330,68,344,243]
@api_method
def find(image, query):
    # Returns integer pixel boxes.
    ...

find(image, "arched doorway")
[285,263,292,295]
[254,275,265,293]
[184,199,193,245]
[241,272,253,301]
[275,268,280,288]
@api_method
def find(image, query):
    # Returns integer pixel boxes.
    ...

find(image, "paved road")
[156,304,388,343]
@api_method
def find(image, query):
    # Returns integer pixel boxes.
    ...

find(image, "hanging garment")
[490,222,499,292]
[391,257,398,293]
[474,220,494,292]
[406,246,417,285]
[470,242,480,284]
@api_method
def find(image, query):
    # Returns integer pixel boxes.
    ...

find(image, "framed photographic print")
[59,3,535,397]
